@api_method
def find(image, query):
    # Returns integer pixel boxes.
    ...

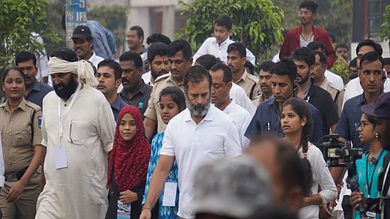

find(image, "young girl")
[281,97,337,219]
[107,105,151,219]
[351,113,386,219]
[142,86,186,219]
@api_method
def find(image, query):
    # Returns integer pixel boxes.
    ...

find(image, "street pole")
[65,0,87,48]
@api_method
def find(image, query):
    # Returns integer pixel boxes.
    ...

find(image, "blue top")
[336,94,368,150]
[245,98,324,144]
[86,20,116,59]
[142,132,179,219]
[25,81,52,108]
[354,149,387,219]
[111,95,128,122]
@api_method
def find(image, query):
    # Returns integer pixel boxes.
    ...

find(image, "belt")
[4,172,19,182]
[4,166,28,182]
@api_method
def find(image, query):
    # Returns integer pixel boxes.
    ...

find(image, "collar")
[183,104,215,123]
[111,95,124,110]
[212,37,231,46]
[236,69,249,83]
[166,74,184,87]
[31,80,41,92]
[88,51,97,61]
[0,98,28,112]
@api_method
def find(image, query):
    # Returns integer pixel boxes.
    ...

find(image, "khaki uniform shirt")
[319,78,344,115]
[144,73,184,133]
[0,98,42,173]
[235,70,259,100]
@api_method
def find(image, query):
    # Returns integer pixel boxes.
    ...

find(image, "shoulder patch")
[247,74,259,83]
[154,74,170,83]
[25,101,41,111]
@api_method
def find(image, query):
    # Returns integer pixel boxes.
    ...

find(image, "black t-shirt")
[305,84,339,135]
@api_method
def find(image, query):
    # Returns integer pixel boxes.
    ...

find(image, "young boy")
[193,15,256,65]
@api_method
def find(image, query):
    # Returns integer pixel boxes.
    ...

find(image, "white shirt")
[36,85,116,219]
[230,83,256,116]
[89,51,104,68]
[193,37,256,66]
[325,70,344,89]
[142,71,153,86]
[160,105,242,218]
[343,77,390,106]
[223,101,251,149]
[298,143,337,219]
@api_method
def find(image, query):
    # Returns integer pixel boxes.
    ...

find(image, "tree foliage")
[381,5,390,41]
[177,0,284,64]
[0,0,59,72]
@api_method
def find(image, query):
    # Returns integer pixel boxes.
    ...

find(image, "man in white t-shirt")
[210,63,251,149]
[140,65,242,219]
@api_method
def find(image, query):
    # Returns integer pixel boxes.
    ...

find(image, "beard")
[297,73,310,85]
[53,75,79,100]
[188,101,210,117]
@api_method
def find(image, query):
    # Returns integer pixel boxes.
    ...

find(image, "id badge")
[117,200,131,219]
[54,147,68,169]
[366,211,376,218]
[162,182,177,207]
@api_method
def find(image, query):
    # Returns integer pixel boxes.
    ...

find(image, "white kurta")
[36,85,116,219]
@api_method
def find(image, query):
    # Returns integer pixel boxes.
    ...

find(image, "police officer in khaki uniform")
[0,67,46,219]
[143,40,192,140]
[313,51,345,114]
[227,42,259,100]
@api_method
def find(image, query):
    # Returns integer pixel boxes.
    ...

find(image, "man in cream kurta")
[35,48,116,219]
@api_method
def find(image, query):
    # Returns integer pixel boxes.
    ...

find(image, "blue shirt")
[142,132,179,219]
[245,98,324,144]
[336,94,368,149]
[25,81,52,108]
[111,95,127,122]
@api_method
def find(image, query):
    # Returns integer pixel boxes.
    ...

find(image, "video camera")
[320,134,363,167]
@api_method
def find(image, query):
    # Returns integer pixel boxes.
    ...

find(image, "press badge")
[365,211,376,218]
[54,147,68,169]
[162,182,177,207]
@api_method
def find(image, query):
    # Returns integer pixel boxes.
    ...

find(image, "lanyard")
[366,150,385,198]
[57,83,81,139]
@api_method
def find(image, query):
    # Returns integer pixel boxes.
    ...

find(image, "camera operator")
[359,92,390,218]
[350,113,387,218]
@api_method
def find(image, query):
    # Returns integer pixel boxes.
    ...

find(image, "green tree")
[177,0,284,63]
[0,0,59,72]
[381,5,390,41]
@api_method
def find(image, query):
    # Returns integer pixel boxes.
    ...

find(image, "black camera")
[320,134,363,167]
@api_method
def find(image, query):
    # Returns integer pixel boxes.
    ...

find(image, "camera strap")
[366,150,385,198]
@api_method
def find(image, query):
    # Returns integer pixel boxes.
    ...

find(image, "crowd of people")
[1,1,390,219]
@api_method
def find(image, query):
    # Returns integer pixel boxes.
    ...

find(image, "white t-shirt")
[298,143,337,219]
[325,70,344,89]
[229,83,256,116]
[142,71,153,86]
[193,37,256,66]
[223,101,251,149]
[343,77,390,106]
[160,105,242,218]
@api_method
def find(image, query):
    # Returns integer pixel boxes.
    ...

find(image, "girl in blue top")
[142,86,186,219]
[352,113,387,219]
